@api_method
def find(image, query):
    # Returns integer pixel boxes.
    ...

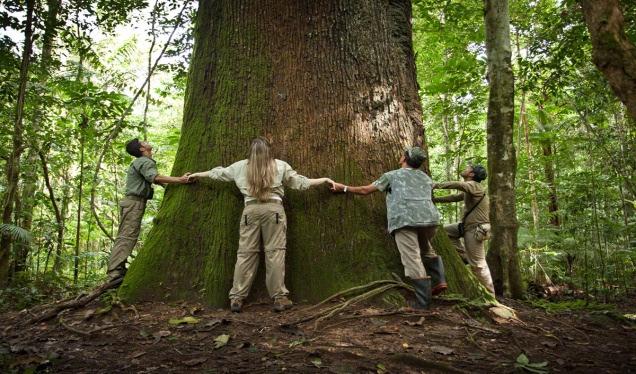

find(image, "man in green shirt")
[433,163,494,294]
[106,138,190,282]
[331,147,447,309]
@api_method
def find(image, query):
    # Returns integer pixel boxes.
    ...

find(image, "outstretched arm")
[187,164,238,183]
[155,174,190,185]
[186,171,209,182]
[307,177,336,189]
[331,182,378,196]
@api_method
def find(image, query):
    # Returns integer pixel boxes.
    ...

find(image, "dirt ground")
[1,295,635,373]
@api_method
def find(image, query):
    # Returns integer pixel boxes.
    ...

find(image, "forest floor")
[1,294,635,373]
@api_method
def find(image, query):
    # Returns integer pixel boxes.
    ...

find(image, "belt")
[125,195,147,202]
[245,199,282,206]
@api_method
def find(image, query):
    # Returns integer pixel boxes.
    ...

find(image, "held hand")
[325,178,336,190]
[330,182,346,193]
[186,172,201,183]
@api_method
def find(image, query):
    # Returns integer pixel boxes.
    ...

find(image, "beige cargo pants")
[445,223,495,293]
[229,202,289,302]
[107,196,146,280]
[393,226,438,279]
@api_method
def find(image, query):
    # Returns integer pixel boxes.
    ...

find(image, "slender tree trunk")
[483,0,523,298]
[37,150,65,276]
[17,0,63,275]
[143,0,160,140]
[120,0,491,306]
[1,0,35,286]
[579,0,636,121]
[520,98,539,233]
[536,103,560,227]
[74,118,87,283]
[514,30,539,234]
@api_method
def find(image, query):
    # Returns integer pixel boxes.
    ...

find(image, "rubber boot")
[423,256,448,296]
[412,277,432,309]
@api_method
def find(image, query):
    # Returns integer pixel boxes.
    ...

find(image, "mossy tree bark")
[119,0,491,306]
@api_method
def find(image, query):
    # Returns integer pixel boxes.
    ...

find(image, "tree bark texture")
[483,0,523,298]
[1,0,35,286]
[580,0,636,121]
[120,0,491,306]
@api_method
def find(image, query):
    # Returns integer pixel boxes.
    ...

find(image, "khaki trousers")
[107,197,146,280]
[393,226,438,279]
[229,202,289,301]
[445,223,495,293]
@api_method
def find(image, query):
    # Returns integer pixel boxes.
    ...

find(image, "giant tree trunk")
[483,0,523,298]
[120,0,491,306]
[580,0,636,121]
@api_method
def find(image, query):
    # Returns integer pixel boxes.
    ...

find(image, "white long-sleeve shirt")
[207,159,311,202]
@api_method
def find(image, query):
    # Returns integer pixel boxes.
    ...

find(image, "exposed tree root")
[27,278,123,324]
[283,277,413,329]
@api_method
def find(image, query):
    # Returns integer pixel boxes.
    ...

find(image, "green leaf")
[0,224,32,243]
[168,316,200,325]
[517,353,530,365]
[213,334,230,349]
[311,358,322,368]
[289,338,306,348]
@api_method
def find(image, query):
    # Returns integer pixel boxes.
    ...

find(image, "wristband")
[344,186,348,193]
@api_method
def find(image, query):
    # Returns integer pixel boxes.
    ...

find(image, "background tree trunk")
[483,0,523,298]
[580,0,636,121]
[16,0,63,276]
[1,0,35,286]
[537,103,560,227]
[119,0,491,306]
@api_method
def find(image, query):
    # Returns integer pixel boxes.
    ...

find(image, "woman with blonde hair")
[187,137,334,312]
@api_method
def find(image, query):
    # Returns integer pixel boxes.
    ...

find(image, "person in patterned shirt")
[331,147,447,309]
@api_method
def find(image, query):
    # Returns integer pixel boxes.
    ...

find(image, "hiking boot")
[423,256,448,296]
[273,296,293,312]
[230,298,244,313]
[411,277,433,309]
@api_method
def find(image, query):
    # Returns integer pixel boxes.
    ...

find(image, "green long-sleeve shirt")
[433,180,489,227]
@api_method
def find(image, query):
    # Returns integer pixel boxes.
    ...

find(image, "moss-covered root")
[431,228,497,303]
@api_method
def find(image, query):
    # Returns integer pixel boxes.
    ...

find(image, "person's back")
[186,137,334,313]
[207,159,311,202]
[330,147,448,308]
[381,168,440,233]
